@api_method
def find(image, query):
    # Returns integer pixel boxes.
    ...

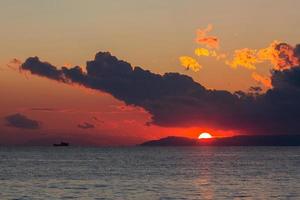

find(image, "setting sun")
[198,132,213,139]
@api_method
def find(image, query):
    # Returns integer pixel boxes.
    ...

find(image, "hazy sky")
[1,0,300,145]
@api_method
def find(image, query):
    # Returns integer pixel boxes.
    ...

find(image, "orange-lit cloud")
[251,72,272,88]
[256,41,280,68]
[181,25,300,89]
[195,48,210,57]
[194,48,226,60]
[179,56,201,72]
[227,41,299,71]
[225,41,299,87]
[196,24,219,49]
[272,43,299,70]
[179,25,224,71]
[227,48,258,70]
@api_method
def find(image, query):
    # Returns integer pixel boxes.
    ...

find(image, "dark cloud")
[249,86,262,93]
[21,50,300,134]
[5,113,40,129]
[78,122,95,129]
[294,44,300,63]
[271,67,300,89]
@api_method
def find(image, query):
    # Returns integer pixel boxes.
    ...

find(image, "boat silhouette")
[53,142,69,147]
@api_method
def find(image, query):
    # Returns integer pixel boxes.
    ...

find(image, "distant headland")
[140,135,300,146]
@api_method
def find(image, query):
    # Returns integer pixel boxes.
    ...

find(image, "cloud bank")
[20,49,300,134]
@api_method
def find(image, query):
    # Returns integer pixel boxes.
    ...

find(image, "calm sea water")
[0,147,300,199]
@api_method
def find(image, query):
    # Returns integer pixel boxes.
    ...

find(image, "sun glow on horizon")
[198,132,213,139]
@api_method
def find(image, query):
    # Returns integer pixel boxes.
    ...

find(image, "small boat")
[53,142,69,147]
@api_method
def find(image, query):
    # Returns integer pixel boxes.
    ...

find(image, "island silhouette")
[141,135,300,146]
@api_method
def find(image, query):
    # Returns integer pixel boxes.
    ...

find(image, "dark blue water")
[0,147,300,199]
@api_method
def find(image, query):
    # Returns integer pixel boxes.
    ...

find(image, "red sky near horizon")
[0,0,299,146]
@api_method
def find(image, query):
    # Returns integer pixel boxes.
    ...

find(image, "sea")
[0,146,300,199]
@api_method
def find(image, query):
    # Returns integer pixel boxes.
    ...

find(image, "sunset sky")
[1,0,300,146]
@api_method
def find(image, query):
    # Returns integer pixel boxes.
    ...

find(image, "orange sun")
[198,132,213,139]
